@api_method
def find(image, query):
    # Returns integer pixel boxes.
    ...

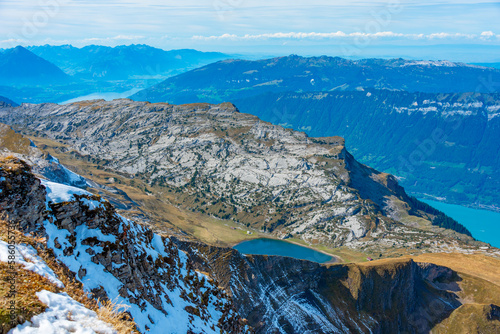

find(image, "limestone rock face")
[0,100,484,255]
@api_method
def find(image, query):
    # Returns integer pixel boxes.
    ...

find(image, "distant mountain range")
[131,55,500,104]
[472,62,500,69]
[0,95,18,106]
[0,46,70,86]
[130,55,500,210]
[0,44,231,104]
[27,44,230,81]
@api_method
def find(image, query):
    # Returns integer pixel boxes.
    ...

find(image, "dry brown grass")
[0,262,59,333]
[0,124,32,156]
[409,253,500,287]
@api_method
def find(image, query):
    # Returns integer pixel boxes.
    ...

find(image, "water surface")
[234,238,334,263]
[420,199,500,248]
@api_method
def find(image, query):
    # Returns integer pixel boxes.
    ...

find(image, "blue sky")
[1,0,499,61]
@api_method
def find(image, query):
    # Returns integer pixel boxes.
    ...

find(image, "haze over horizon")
[1,0,499,62]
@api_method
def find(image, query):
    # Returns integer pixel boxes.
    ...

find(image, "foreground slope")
[1,156,499,333]
[0,100,494,258]
[0,156,248,333]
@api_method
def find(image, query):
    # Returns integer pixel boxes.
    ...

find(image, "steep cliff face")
[232,90,500,211]
[175,239,470,333]
[0,100,483,256]
[0,157,250,333]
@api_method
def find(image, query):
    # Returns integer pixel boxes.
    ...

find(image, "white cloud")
[80,35,145,43]
[192,31,496,41]
[481,31,495,37]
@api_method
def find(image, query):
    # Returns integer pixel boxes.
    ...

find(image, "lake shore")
[233,237,343,264]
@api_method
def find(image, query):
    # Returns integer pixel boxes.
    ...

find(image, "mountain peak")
[0,45,70,86]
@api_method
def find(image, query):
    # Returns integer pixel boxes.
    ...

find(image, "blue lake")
[420,199,500,248]
[233,238,335,263]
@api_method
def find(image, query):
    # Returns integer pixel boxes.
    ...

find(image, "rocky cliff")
[175,239,500,333]
[0,100,487,258]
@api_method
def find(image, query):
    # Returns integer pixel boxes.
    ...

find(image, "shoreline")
[231,237,343,264]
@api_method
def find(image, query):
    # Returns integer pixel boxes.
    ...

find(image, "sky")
[1,0,499,62]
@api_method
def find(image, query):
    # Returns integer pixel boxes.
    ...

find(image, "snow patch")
[11,291,117,334]
[41,179,92,204]
[0,240,63,288]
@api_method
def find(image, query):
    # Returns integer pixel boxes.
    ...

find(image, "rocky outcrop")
[0,100,481,255]
[0,157,250,333]
[0,157,46,233]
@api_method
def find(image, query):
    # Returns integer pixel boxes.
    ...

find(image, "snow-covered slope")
[0,156,249,334]
[41,178,247,333]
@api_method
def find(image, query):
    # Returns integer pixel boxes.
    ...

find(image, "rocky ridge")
[0,100,494,258]
[0,156,249,333]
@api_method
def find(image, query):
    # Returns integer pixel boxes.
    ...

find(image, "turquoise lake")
[233,238,334,263]
[420,199,500,248]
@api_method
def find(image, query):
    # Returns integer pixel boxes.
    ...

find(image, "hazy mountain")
[0,46,70,86]
[27,44,231,81]
[0,95,17,106]
[131,55,500,104]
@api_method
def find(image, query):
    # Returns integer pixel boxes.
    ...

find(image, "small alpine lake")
[233,238,336,263]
